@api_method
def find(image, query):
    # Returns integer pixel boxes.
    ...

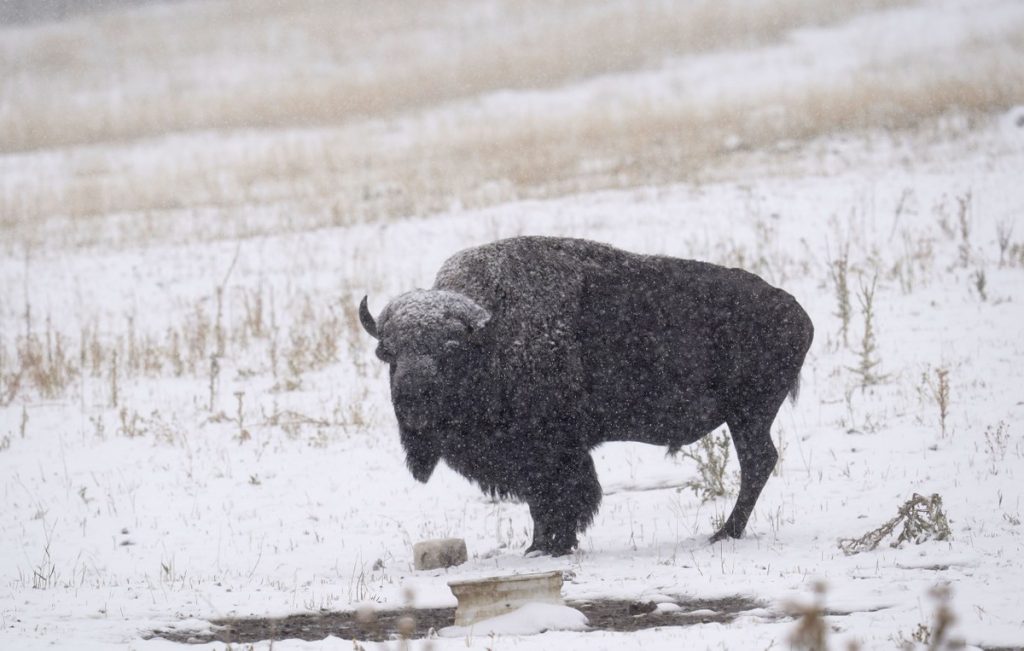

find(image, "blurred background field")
[2,0,1022,248]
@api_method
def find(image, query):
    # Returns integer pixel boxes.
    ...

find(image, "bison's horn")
[358,296,378,338]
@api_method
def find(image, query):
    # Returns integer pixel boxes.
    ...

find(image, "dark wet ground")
[149,595,768,644]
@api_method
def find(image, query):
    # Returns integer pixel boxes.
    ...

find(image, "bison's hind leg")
[524,450,602,557]
[711,399,784,542]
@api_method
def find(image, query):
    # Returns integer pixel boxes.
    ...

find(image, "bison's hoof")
[709,528,742,543]
[524,542,575,557]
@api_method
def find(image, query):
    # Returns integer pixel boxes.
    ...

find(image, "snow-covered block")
[413,537,467,571]
[448,570,564,626]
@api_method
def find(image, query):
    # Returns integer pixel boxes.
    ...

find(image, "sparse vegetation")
[928,367,951,438]
[971,267,987,301]
[829,241,852,348]
[838,493,952,555]
[984,421,1009,474]
[955,192,973,268]
[996,219,1014,268]
[678,428,734,503]
[109,348,119,407]
[849,275,887,389]
[29,521,57,590]
[894,584,962,651]
[117,407,145,438]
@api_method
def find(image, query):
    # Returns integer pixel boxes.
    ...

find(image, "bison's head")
[359,290,490,481]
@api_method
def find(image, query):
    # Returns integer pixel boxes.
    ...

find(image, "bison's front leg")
[524,449,602,557]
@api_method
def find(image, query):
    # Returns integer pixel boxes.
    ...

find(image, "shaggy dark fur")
[360,236,813,556]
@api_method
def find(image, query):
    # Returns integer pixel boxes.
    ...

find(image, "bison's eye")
[442,339,468,357]
[375,345,395,363]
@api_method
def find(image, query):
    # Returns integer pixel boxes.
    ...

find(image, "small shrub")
[971,268,987,302]
[928,367,951,438]
[1010,242,1024,267]
[677,428,733,502]
[118,408,147,438]
[984,421,1009,474]
[849,274,888,388]
[829,241,852,348]
[996,219,1013,268]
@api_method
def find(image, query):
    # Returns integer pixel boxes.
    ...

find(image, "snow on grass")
[2,114,1022,649]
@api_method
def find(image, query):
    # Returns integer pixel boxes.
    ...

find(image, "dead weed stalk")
[838,493,951,555]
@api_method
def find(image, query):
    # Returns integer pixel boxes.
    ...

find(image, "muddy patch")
[148,596,770,644]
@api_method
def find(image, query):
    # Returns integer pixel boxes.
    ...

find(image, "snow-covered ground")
[2,1,1023,649]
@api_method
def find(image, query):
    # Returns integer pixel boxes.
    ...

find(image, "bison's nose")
[392,356,440,427]
[392,355,438,391]
[393,379,433,405]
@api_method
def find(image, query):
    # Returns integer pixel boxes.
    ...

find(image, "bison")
[359,236,813,556]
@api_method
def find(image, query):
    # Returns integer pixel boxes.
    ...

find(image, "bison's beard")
[399,423,441,482]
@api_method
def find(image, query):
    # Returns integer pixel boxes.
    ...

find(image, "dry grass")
[0,280,370,409]
[4,38,1022,249]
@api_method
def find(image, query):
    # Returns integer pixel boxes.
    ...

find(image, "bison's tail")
[788,373,802,404]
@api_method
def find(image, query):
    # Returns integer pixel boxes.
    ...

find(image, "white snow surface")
[2,2,1024,651]
[4,120,1022,650]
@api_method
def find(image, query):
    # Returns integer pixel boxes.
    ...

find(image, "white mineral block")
[413,538,467,571]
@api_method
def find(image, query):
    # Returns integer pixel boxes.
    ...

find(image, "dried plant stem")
[996,219,1013,268]
[208,355,220,412]
[932,368,950,438]
[235,391,250,442]
[110,349,119,408]
[829,242,852,348]
[849,274,886,388]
